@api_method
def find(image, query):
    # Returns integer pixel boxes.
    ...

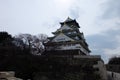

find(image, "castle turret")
[45,17,91,55]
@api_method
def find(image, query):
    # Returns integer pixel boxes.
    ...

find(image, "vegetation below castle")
[0,32,101,80]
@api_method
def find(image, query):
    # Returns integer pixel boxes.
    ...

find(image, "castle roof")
[45,17,91,55]
[51,33,75,42]
[60,17,80,28]
[64,17,73,22]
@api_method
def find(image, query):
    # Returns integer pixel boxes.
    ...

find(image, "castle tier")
[44,17,91,55]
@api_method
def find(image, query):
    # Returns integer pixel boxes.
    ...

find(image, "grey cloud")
[94,0,120,34]
[102,0,120,19]
[86,29,120,62]
[88,0,120,62]
[87,29,120,49]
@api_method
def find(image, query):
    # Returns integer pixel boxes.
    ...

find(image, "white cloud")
[104,47,120,58]
[0,0,108,36]
[99,34,120,59]
[96,17,120,32]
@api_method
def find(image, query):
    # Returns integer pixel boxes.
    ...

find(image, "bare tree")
[15,34,33,49]
[14,33,48,55]
[30,35,45,55]
[36,34,48,43]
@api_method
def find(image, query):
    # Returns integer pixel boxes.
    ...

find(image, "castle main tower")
[45,17,90,55]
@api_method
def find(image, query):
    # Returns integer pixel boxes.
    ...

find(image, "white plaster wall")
[52,33,74,42]
[55,44,89,55]
[107,71,120,80]
[93,61,108,80]
[59,24,72,31]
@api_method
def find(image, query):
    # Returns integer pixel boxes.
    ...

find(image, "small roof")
[64,17,73,22]
[51,33,75,42]
[59,24,72,30]
[60,17,80,28]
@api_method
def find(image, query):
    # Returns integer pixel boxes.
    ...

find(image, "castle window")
[73,31,76,33]
[93,61,98,64]
[68,32,72,34]
[95,68,99,71]
[75,36,79,40]
[109,66,113,69]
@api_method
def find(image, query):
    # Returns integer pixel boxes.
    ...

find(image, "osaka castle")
[44,17,91,55]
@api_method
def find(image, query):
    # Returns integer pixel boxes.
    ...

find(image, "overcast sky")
[0,0,120,63]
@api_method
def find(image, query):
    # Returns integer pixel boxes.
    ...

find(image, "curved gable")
[52,33,74,42]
